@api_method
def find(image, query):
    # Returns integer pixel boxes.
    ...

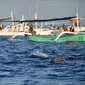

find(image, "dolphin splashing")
[31,50,48,58]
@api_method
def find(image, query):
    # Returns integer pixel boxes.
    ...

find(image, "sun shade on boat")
[0,17,11,21]
[1,16,76,22]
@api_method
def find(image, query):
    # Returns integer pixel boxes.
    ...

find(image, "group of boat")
[0,16,85,42]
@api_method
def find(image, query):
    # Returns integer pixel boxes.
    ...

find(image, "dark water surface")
[0,38,85,85]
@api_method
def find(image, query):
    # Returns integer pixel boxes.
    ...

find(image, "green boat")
[9,31,85,42]
[27,31,85,42]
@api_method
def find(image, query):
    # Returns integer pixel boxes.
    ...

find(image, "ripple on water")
[0,40,85,85]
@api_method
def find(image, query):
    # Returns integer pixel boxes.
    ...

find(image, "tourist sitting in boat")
[75,22,81,27]
[29,23,36,35]
[15,22,24,32]
[7,26,12,32]
[0,24,3,31]
[57,26,64,35]
[63,26,68,31]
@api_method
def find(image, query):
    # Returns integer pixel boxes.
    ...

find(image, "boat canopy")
[1,16,76,22]
[0,17,11,22]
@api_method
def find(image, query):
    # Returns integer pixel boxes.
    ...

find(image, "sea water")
[0,38,85,85]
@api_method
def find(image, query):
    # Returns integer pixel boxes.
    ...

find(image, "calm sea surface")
[0,37,85,85]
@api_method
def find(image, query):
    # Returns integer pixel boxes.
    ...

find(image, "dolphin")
[31,50,48,58]
[51,57,67,64]
[31,50,67,64]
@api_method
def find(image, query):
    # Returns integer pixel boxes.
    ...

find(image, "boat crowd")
[0,21,80,35]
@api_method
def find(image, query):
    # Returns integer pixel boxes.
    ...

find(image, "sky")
[0,0,85,25]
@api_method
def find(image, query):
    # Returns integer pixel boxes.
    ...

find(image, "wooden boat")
[27,31,85,42]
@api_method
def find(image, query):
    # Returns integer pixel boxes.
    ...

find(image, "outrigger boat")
[9,31,85,42]
[27,31,85,42]
[5,15,85,42]
[1,15,85,42]
[2,5,85,42]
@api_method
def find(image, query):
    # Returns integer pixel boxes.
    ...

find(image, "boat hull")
[28,35,56,41]
[57,33,85,42]
[27,32,85,42]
